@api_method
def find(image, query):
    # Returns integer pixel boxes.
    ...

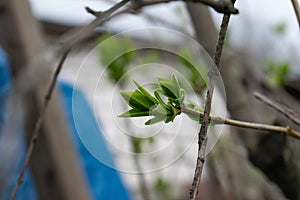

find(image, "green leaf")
[120,90,156,111]
[145,115,166,125]
[154,89,171,110]
[157,75,185,106]
[118,109,150,117]
[185,100,204,112]
[150,103,168,116]
[158,78,180,99]
[133,80,158,104]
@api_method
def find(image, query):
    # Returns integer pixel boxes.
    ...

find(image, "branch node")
[85,6,102,17]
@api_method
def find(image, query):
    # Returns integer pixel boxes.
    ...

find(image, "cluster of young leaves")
[119,74,205,125]
[119,75,186,125]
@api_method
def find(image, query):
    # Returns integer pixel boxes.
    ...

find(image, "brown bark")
[186,3,300,199]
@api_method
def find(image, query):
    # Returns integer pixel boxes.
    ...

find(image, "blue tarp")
[0,47,131,200]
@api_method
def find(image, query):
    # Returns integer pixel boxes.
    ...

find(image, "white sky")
[29,0,300,75]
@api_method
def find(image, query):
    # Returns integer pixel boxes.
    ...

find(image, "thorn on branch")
[202,0,239,15]
[85,6,102,17]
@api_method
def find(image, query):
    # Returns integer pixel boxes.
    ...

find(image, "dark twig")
[291,0,300,29]
[86,0,239,17]
[10,50,70,200]
[59,0,130,54]
[254,92,300,125]
[189,10,232,200]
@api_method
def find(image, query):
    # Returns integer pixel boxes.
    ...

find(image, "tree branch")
[181,105,300,140]
[9,50,70,200]
[189,7,233,200]
[86,0,239,16]
[291,0,300,29]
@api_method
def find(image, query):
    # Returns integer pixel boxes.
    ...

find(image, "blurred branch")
[291,0,300,29]
[181,105,300,140]
[189,8,233,200]
[10,50,70,200]
[10,1,130,198]
[254,92,300,125]
[59,0,130,53]
[86,0,239,16]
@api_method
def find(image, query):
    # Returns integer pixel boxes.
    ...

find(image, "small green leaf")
[118,109,150,117]
[154,89,170,110]
[133,80,158,104]
[120,90,156,111]
[185,100,204,112]
[157,75,185,106]
[185,112,203,123]
[158,78,180,99]
[145,115,166,125]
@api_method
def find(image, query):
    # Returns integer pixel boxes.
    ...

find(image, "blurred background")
[0,0,300,199]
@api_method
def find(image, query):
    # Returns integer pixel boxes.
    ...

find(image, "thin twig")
[181,106,300,140]
[9,50,70,200]
[291,0,300,29]
[59,0,130,54]
[189,8,233,200]
[86,0,239,17]
[138,0,238,14]
[254,92,300,125]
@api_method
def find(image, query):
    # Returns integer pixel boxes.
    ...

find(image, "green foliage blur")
[97,34,136,82]
[265,61,290,87]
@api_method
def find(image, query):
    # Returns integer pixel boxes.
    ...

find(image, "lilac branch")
[189,8,233,200]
